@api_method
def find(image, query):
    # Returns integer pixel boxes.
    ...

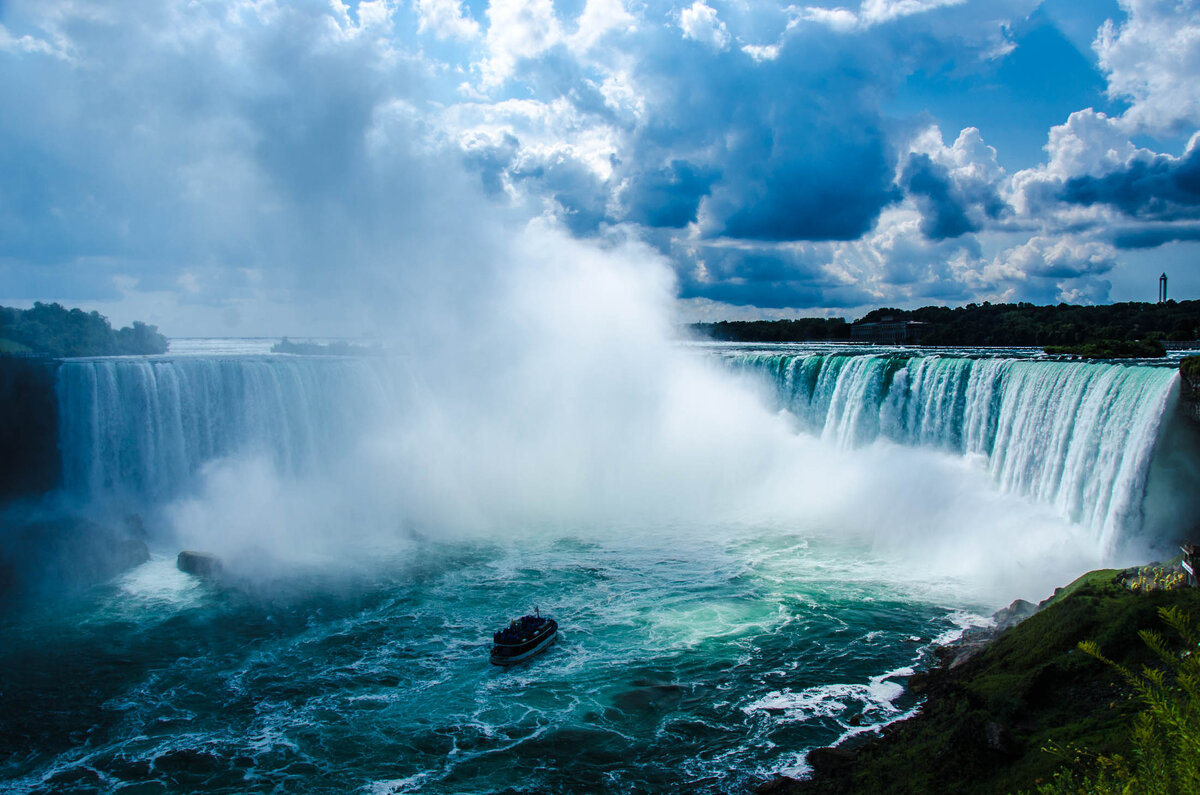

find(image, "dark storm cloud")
[617,30,903,243]
[1061,144,1200,220]
[622,160,718,229]
[900,153,977,239]
[671,244,872,309]
[1112,223,1200,249]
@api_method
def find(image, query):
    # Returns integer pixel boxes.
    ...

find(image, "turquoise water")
[0,528,985,793]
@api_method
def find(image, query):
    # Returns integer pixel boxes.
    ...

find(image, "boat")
[490,609,558,666]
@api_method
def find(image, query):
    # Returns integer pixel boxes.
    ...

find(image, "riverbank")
[758,562,1200,794]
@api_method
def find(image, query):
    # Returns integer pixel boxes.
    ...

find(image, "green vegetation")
[691,300,1200,348]
[1043,339,1166,359]
[1181,356,1200,383]
[774,566,1200,795]
[0,303,168,357]
[1035,607,1200,795]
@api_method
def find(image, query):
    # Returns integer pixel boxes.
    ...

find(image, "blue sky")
[1,0,1199,335]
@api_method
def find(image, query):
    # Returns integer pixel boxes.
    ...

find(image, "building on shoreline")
[850,317,931,344]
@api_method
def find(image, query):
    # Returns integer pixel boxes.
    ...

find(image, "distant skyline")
[2,0,1199,336]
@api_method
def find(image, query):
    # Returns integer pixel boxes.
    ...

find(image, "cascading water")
[725,349,1179,551]
[55,356,404,503]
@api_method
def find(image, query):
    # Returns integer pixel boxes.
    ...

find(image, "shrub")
[1035,607,1200,795]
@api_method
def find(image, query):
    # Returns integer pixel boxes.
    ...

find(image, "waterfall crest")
[56,357,402,502]
[729,351,1179,548]
[54,350,1180,552]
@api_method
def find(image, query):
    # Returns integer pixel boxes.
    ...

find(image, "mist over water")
[47,224,1175,602]
[3,221,1188,793]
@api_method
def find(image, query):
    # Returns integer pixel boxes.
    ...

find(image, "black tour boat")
[490,609,558,665]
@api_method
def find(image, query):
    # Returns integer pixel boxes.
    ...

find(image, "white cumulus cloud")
[1096,0,1200,136]
[480,0,563,87]
[679,1,730,50]
[415,0,480,40]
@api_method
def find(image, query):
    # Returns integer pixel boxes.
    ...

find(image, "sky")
[1,0,1200,335]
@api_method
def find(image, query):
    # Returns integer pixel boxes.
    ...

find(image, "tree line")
[692,300,1200,347]
[0,302,168,357]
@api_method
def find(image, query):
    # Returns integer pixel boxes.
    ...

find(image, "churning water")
[1,530,983,793]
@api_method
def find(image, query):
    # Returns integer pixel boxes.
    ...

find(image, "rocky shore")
[758,560,1200,795]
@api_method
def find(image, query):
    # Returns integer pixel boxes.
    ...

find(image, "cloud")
[1,0,1197,329]
[1096,0,1200,136]
[996,235,1117,280]
[0,0,513,334]
[795,0,969,33]
[672,240,875,309]
[900,126,1008,240]
[569,0,637,52]
[415,0,480,40]
[1044,109,1137,179]
[621,160,718,229]
[678,1,731,50]
[1061,135,1200,220]
[901,154,977,239]
[480,0,563,87]
[1113,222,1200,249]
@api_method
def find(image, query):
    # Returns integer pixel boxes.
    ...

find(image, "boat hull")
[490,627,557,666]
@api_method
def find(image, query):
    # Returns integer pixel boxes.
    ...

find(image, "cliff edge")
[760,565,1200,795]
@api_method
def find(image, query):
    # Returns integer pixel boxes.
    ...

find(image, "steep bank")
[1180,356,1200,423]
[762,566,1200,794]
[0,357,60,500]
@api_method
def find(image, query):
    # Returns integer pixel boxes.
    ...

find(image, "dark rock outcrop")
[176,550,224,579]
[992,598,1038,632]
[806,746,858,775]
[0,357,61,500]
[1181,356,1200,424]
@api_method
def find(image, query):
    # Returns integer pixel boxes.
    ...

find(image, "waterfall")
[56,356,403,503]
[728,351,1179,548]
[53,349,1181,553]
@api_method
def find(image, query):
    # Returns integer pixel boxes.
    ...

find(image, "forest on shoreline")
[694,300,1200,348]
[0,303,168,358]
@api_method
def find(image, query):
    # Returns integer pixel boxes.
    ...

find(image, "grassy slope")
[781,570,1200,794]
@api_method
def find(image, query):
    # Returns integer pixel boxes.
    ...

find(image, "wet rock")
[949,643,987,669]
[177,551,223,579]
[756,775,804,793]
[993,598,1038,632]
[806,746,857,774]
[984,721,1019,756]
